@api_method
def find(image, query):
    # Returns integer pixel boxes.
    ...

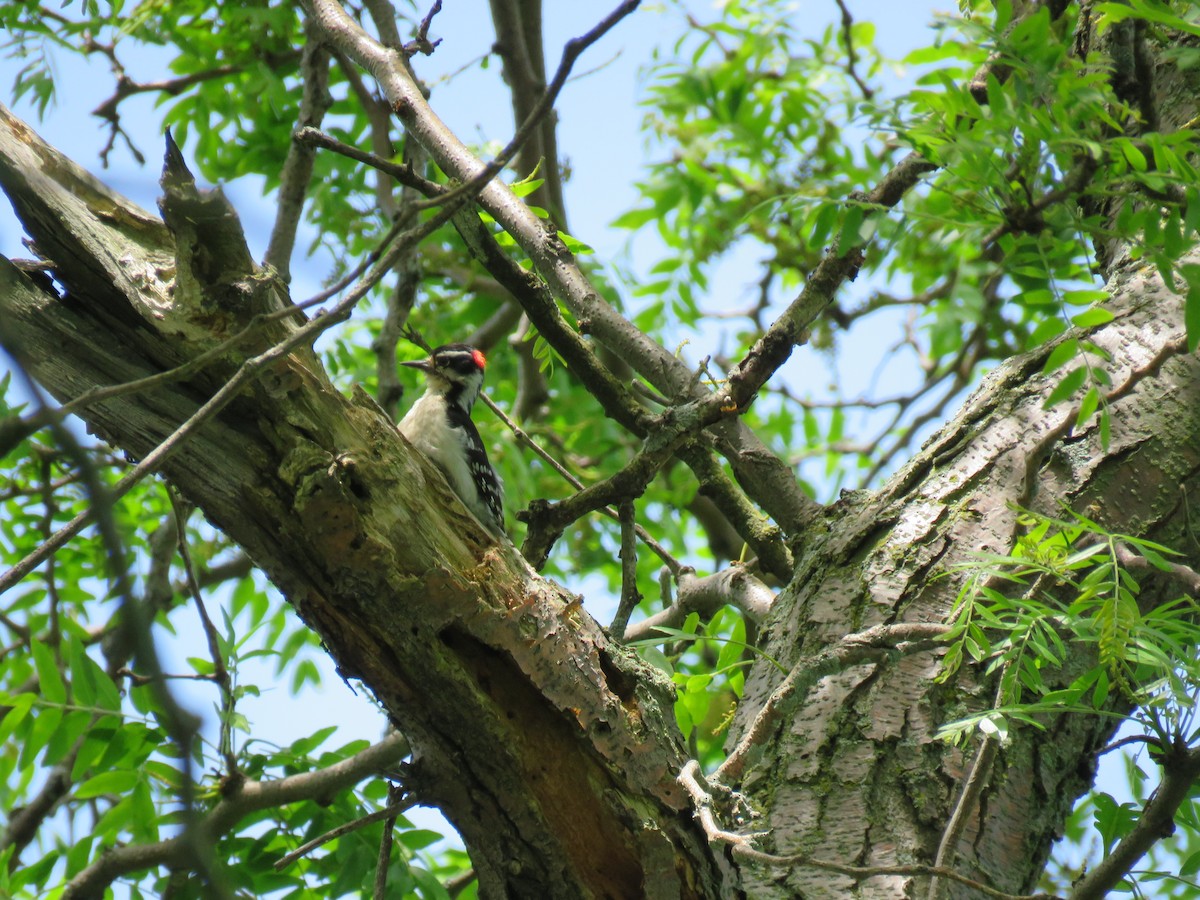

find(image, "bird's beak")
[400,357,434,373]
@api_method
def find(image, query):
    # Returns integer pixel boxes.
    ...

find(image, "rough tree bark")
[1,11,1199,900]
[728,15,1200,900]
[733,267,1199,897]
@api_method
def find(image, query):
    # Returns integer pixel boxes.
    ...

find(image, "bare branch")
[363,0,403,49]
[610,500,641,639]
[264,24,333,281]
[373,137,430,418]
[488,0,569,227]
[1070,744,1200,900]
[373,783,407,899]
[622,566,776,643]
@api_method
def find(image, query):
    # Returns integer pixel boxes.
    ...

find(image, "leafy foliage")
[1,0,1200,896]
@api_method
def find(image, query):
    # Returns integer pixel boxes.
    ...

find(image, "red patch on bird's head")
[472,348,487,369]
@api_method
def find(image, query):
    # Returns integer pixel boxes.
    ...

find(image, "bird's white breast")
[398,394,478,507]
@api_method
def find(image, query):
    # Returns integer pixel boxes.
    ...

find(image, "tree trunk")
[728,14,1200,894]
[732,263,1199,897]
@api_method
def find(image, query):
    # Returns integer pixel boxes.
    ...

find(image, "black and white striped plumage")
[398,344,505,535]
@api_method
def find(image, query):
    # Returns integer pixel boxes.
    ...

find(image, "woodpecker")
[398,343,505,535]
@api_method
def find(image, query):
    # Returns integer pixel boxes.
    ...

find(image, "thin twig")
[478,393,681,572]
[1097,733,1162,756]
[372,783,406,899]
[832,0,874,99]
[404,0,443,56]
[293,127,445,199]
[927,732,1000,900]
[275,792,417,870]
[170,491,239,776]
[402,0,642,215]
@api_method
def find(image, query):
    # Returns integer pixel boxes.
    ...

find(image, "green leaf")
[32,640,66,705]
[1070,307,1115,329]
[21,706,63,769]
[1042,338,1078,376]
[509,177,544,199]
[1181,849,1200,878]
[1182,264,1200,352]
[67,636,120,711]
[1043,366,1087,408]
[131,778,158,842]
[398,829,444,851]
[640,645,673,675]
[838,205,865,256]
[0,693,35,746]
[557,230,594,255]
[611,206,658,230]
[808,203,838,251]
[1062,289,1109,306]
[75,768,140,799]
[1017,288,1056,306]
[1074,386,1101,431]
[1119,139,1147,172]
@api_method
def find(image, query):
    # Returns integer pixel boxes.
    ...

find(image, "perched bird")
[398,343,505,535]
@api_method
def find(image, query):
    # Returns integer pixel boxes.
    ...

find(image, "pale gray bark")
[731,264,1200,897]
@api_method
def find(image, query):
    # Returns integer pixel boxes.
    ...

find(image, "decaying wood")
[0,103,730,900]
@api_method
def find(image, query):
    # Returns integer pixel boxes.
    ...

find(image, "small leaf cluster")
[631,608,779,767]
[938,510,1200,745]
